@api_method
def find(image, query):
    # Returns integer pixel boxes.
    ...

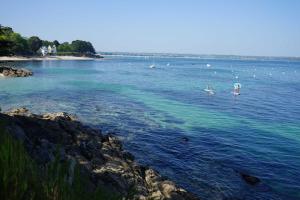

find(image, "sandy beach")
[0,56,97,61]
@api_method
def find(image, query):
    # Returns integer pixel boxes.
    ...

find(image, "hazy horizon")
[1,0,300,57]
[99,51,300,59]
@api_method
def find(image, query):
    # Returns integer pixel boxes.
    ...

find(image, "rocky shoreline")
[0,66,33,77]
[0,108,199,200]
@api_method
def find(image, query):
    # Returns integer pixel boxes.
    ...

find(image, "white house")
[39,45,57,56]
[40,46,48,56]
[48,45,52,54]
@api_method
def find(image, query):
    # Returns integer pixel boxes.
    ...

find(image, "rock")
[43,112,77,121]
[181,136,189,142]
[7,107,29,115]
[240,172,261,186]
[95,105,101,111]
[160,181,178,198]
[5,124,27,142]
[0,108,200,200]
[122,151,135,161]
[0,66,33,77]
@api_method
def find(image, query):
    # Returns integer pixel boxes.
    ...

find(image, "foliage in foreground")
[0,124,119,200]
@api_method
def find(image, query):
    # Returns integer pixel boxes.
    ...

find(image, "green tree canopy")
[0,25,13,35]
[57,42,73,52]
[53,40,60,46]
[71,40,95,54]
[42,40,53,47]
[28,36,42,53]
[0,25,14,55]
[9,33,30,55]
[0,25,30,55]
[0,25,97,56]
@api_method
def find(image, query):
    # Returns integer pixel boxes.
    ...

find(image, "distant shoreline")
[0,56,101,61]
[100,51,300,61]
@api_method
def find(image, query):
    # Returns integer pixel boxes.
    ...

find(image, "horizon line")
[97,51,300,60]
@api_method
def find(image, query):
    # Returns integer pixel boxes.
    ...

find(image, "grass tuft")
[0,121,122,200]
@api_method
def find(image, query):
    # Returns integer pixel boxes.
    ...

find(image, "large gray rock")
[0,66,33,77]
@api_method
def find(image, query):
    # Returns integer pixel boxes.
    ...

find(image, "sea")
[1,53,300,200]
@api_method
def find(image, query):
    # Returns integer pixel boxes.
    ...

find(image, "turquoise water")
[1,54,300,199]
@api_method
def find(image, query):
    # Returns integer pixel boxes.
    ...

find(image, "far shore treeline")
[0,25,99,57]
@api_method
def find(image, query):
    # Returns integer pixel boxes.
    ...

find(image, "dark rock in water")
[95,105,101,111]
[0,66,33,77]
[181,136,189,142]
[0,107,200,200]
[122,151,135,161]
[240,172,261,186]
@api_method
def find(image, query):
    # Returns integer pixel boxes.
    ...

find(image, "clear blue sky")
[1,0,300,57]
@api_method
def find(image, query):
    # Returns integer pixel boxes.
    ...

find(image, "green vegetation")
[0,123,119,200]
[57,42,73,52]
[71,40,95,54]
[28,36,43,53]
[0,26,30,56]
[0,24,97,56]
[57,41,95,54]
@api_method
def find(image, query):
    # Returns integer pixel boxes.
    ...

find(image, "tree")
[0,35,13,56]
[0,25,97,56]
[53,40,60,46]
[0,26,30,55]
[28,36,42,53]
[0,25,14,55]
[71,40,95,54]
[57,42,73,52]
[42,40,53,47]
[9,33,30,55]
[0,25,13,35]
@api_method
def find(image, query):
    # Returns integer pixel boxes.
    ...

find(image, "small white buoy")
[253,74,256,78]
[235,75,239,79]
[206,64,211,67]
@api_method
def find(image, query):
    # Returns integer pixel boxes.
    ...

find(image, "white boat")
[232,91,240,96]
[206,64,211,67]
[204,85,215,95]
[149,64,156,69]
[204,89,215,95]
[233,83,241,95]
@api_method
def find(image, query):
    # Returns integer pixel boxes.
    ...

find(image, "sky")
[1,0,300,57]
